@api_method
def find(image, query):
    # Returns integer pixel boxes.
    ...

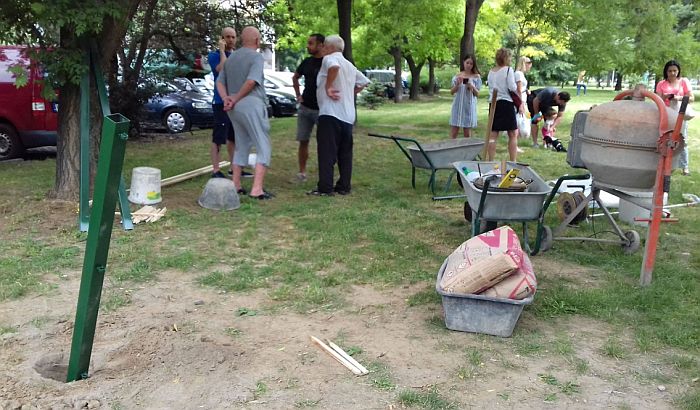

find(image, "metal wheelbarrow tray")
[368,133,484,196]
[453,161,552,253]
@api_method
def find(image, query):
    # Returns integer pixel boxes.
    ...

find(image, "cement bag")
[441,250,520,294]
[439,225,525,291]
[480,248,536,299]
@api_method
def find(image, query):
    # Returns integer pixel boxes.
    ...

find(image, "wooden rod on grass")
[310,336,364,376]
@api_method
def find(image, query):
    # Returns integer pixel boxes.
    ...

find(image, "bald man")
[216,27,273,200]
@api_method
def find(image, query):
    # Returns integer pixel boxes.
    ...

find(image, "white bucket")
[619,192,667,226]
[128,167,162,205]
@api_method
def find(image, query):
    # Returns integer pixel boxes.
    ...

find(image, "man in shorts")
[292,33,324,181]
[208,27,237,178]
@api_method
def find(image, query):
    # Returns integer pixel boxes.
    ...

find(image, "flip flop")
[249,191,274,200]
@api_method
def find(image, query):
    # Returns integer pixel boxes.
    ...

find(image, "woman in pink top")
[655,59,694,175]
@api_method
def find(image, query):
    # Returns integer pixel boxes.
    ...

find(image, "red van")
[0,46,58,160]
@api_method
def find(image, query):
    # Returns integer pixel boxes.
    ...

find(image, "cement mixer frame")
[537,90,687,286]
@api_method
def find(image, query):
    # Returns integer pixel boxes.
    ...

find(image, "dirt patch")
[1,269,687,409]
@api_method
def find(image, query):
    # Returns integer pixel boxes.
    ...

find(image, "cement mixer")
[537,90,687,285]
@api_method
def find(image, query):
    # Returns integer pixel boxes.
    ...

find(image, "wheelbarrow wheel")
[463,201,472,222]
[622,230,641,255]
[540,225,554,252]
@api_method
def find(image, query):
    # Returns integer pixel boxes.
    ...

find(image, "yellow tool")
[498,168,520,188]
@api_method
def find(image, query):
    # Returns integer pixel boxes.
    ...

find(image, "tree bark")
[460,0,485,63]
[615,71,623,91]
[49,1,142,201]
[389,46,402,103]
[405,54,424,101]
[337,0,353,63]
[427,57,436,96]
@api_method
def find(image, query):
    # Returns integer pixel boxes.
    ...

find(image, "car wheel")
[0,123,23,160]
[163,108,190,133]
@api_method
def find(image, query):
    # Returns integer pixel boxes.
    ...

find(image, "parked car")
[140,79,214,133]
[266,89,297,117]
[363,69,409,99]
[0,46,58,160]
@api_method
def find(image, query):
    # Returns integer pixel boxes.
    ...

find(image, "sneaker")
[516,147,525,154]
[532,143,540,149]
[211,171,226,178]
[297,172,307,182]
[334,187,351,195]
[682,167,690,176]
[306,189,334,197]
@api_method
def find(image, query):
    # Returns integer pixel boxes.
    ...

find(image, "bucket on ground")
[128,167,162,205]
[619,192,668,226]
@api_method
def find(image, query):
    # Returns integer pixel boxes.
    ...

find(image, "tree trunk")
[389,46,402,103]
[615,71,623,91]
[460,0,485,62]
[337,0,353,63]
[49,2,141,200]
[427,57,436,96]
[405,54,424,101]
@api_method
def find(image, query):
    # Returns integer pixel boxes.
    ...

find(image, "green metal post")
[78,44,133,232]
[78,45,91,232]
[67,113,130,382]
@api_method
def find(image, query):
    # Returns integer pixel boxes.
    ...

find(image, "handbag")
[507,67,522,107]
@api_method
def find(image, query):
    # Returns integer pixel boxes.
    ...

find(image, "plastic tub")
[435,259,533,337]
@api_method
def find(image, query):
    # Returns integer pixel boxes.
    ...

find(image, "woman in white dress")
[449,55,481,138]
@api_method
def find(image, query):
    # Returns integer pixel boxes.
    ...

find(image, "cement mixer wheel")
[622,230,641,254]
[557,192,579,224]
[572,191,589,222]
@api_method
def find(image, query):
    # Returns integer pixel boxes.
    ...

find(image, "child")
[540,107,567,152]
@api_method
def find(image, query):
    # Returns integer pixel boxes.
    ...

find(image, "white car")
[264,70,301,97]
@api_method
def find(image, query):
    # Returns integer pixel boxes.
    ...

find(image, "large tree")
[0,1,142,201]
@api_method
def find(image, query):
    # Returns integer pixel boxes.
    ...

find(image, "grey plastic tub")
[435,259,533,337]
[453,161,551,221]
[408,139,485,169]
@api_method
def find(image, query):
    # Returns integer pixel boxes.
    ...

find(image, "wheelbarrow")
[453,160,553,255]
[368,133,484,198]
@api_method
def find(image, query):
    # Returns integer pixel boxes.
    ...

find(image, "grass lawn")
[0,87,698,408]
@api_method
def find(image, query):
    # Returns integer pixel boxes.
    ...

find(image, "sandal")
[249,191,274,200]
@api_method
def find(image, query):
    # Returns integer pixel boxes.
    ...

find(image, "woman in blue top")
[449,54,481,138]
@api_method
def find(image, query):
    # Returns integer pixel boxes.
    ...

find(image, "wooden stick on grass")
[326,340,369,375]
[310,336,364,376]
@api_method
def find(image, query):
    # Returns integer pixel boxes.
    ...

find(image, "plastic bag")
[517,113,531,137]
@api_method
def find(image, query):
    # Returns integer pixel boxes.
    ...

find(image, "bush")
[358,82,386,109]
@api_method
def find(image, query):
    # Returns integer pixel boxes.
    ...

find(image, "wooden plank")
[160,161,230,188]
[326,340,369,375]
[310,336,363,376]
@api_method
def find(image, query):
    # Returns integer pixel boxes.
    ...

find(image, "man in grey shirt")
[216,26,273,200]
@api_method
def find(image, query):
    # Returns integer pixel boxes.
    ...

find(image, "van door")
[30,64,57,132]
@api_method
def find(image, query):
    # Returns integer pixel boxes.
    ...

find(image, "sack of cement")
[440,251,519,294]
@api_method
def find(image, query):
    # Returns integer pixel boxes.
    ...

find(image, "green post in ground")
[66,113,130,382]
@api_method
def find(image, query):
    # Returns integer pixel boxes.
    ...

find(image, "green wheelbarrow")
[368,133,484,198]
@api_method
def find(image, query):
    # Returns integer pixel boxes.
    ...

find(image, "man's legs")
[298,141,309,177]
[296,106,317,179]
[211,104,230,177]
[335,121,354,193]
[316,115,338,194]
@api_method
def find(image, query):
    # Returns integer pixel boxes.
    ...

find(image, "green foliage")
[397,386,458,410]
[358,82,387,109]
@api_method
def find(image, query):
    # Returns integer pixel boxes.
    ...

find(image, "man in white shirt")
[308,35,370,196]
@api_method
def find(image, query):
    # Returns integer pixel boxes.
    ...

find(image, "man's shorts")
[212,103,235,145]
[296,104,319,142]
